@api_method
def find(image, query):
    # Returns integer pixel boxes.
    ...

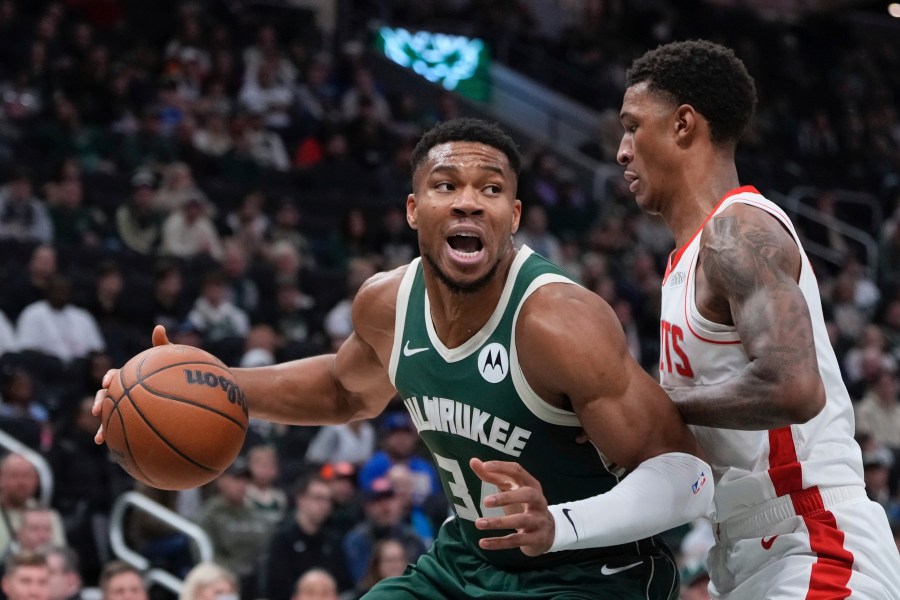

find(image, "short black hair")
[410,118,521,178]
[626,40,757,146]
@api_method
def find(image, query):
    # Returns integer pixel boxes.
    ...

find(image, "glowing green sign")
[375,27,491,101]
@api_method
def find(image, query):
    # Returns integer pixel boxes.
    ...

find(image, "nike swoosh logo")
[761,535,779,550]
[403,340,429,356]
[561,508,578,541]
[600,561,642,576]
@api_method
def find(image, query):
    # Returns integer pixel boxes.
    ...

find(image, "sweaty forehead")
[424,141,511,174]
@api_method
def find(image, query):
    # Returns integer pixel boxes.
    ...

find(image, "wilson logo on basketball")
[183,369,249,416]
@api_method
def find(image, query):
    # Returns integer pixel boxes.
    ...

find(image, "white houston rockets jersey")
[658,186,865,523]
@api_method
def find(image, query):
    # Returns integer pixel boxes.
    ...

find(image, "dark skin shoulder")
[670,202,825,429]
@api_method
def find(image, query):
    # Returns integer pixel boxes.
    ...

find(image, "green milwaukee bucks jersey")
[388,247,631,569]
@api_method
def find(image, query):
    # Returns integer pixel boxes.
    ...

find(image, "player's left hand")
[469,458,554,556]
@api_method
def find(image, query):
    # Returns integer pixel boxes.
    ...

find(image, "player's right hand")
[92,325,172,445]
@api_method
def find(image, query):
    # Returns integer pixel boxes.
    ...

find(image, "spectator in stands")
[191,111,233,159]
[239,324,279,369]
[45,546,82,600]
[0,454,66,558]
[3,245,57,321]
[0,367,49,447]
[238,59,294,133]
[114,171,162,255]
[261,474,350,600]
[15,274,105,365]
[0,167,53,244]
[513,204,563,266]
[372,206,417,271]
[384,465,433,545]
[245,444,289,530]
[267,198,315,270]
[305,418,375,468]
[187,270,250,345]
[97,561,146,600]
[225,192,269,257]
[239,109,291,172]
[0,309,17,357]
[221,239,262,319]
[178,563,238,600]
[159,189,223,261]
[198,458,270,600]
[855,368,900,450]
[153,163,196,213]
[133,260,190,334]
[293,54,340,130]
[341,477,426,587]
[36,96,112,174]
[340,68,390,125]
[318,462,362,540]
[357,412,439,507]
[10,507,55,555]
[2,550,50,600]
[322,257,377,350]
[341,538,409,600]
[291,569,338,600]
[45,177,102,248]
[48,396,120,584]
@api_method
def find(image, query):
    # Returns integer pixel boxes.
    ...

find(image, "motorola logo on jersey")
[477,343,509,383]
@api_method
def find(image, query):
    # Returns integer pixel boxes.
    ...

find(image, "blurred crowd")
[0,1,900,600]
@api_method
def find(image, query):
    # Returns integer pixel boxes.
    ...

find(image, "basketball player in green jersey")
[94,118,713,599]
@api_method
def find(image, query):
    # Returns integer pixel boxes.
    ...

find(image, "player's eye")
[435,182,454,191]
[484,184,502,194]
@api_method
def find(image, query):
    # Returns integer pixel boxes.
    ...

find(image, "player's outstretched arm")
[227,269,400,425]
[93,269,401,443]
[473,283,713,554]
[667,204,826,429]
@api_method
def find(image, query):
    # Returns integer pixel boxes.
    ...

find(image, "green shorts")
[362,518,679,600]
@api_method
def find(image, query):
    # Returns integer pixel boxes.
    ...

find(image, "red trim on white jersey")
[682,261,742,346]
[663,185,760,284]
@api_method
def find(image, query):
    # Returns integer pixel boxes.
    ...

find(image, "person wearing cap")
[260,474,350,600]
[341,477,427,587]
[198,457,271,600]
[357,412,439,509]
[319,462,363,539]
[114,170,163,255]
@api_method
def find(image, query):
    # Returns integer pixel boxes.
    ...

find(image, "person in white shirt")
[159,189,223,261]
[16,275,104,364]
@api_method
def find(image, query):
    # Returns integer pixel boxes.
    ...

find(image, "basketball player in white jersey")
[617,40,900,598]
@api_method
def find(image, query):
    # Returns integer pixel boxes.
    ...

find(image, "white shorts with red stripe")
[708,486,900,599]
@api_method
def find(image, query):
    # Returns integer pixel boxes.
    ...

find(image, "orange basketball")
[101,343,248,490]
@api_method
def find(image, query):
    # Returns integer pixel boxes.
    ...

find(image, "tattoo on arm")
[701,215,819,379]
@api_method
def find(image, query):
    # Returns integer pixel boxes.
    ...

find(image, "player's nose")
[451,185,484,216]
[617,137,632,165]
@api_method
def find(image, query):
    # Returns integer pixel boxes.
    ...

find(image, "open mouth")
[447,232,484,257]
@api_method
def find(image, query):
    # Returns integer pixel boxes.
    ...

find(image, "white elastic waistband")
[714,485,866,543]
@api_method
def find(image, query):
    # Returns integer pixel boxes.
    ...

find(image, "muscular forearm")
[668,361,823,430]
[232,355,361,425]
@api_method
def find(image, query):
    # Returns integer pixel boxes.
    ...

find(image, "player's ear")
[406,193,418,229]
[675,104,697,141]
[510,199,522,235]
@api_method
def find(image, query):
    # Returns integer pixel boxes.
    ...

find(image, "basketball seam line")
[139,359,227,379]
[137,357,246,430]
[115,368,156,486]
[129,351,220,476]
[124,386,220,473]
[137,383,248,431]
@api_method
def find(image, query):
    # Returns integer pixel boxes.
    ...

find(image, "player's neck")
[426,254,515,349]
[666,160,741,248]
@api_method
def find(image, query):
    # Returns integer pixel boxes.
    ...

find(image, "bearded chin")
[423,253,501,295]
